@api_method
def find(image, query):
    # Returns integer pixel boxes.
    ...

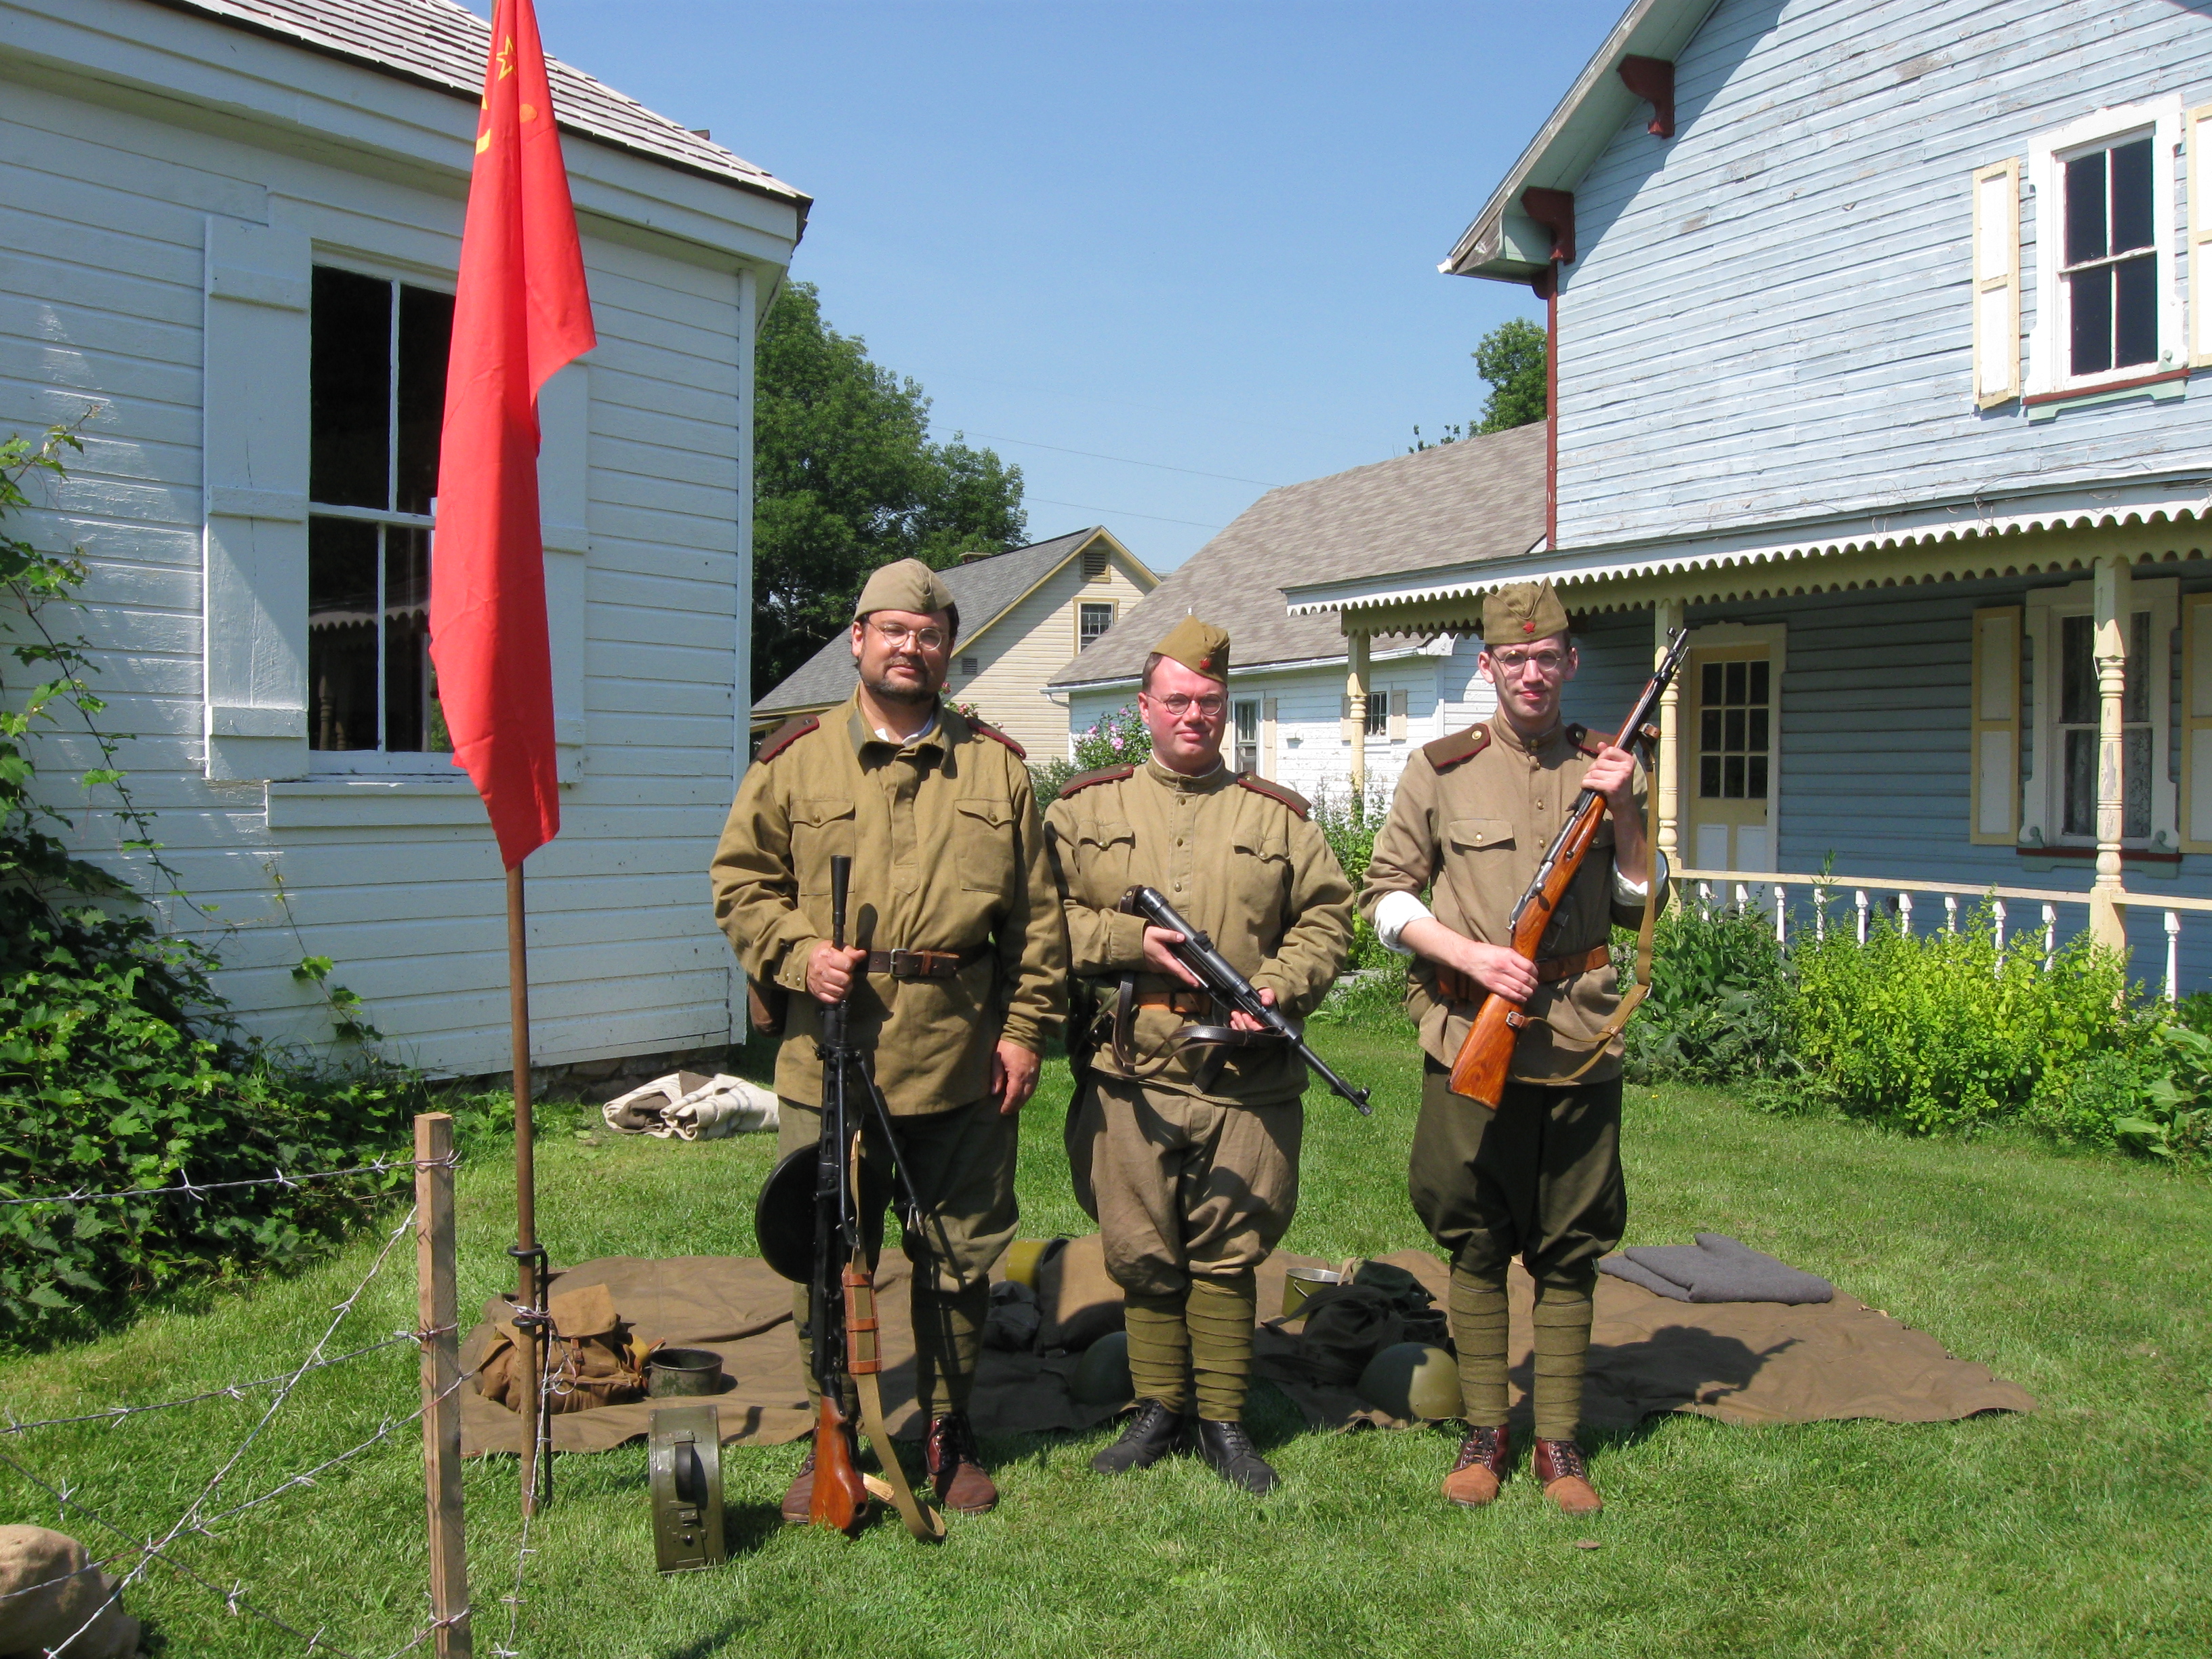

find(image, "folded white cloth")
[601,1072,779,1140]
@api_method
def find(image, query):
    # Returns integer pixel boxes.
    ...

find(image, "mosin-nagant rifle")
[754,855,943,1540]
[1446,628,1689,1107]
[1111,885,1371,1115]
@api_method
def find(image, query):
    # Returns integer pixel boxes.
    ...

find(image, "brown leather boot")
[924,1412,998,1515]
[1441,1423,1511,1508]
[779,1451,815,1524]
[1532,1437,1603,1514]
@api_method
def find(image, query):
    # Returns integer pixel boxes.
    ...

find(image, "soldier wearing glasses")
[1358,581,1666,1517]
[712,558,1066,1521]
[1044,617,1355,1494]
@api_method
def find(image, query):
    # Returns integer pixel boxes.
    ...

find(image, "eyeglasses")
[869,620,947,651]
[1149,693,1227,718]
[1488,648,1569,676]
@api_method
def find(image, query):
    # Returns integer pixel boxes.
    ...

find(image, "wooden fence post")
[417,1113,472,1658]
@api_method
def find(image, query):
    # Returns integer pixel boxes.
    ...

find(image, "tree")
[751,281,1025,697]
[1472,316,1547,434]
[1408,316,1549,453]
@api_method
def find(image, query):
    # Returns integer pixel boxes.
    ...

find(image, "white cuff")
[1614,849,1668,905]
[1373,888,1433,956]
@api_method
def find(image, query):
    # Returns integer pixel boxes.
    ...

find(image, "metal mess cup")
[1280,1265,1343,1319]
[647,1347,726,1397]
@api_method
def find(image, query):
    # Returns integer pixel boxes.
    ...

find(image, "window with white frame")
[2011,577,2179,853]
[1364,689,1391,739]
[308,265,454,763]
[1078,601,1115,649]
[2024,99,2183,397]
[1233,697,1259,774]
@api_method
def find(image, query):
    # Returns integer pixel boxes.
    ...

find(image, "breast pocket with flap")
[790,798,856,893]
[954,796,1018,893]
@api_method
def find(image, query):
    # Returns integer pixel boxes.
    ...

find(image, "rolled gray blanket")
[1599,1233,1833,1305]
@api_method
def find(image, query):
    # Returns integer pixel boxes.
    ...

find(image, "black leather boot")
[1090,1399,1186,1474]
[1195,1418,1278,1494]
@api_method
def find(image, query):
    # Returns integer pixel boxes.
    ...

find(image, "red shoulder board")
[754,714,819,764]
[968,719,1026,759]
[1059,764,1135,797]
[1237,774,1311,819]
[1568,723,1603,758]
[1422,725,1490,772]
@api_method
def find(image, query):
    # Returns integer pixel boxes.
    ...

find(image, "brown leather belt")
[1435,943,1612,1002]
[863,947,987,981]
[1131,989,1218,1017]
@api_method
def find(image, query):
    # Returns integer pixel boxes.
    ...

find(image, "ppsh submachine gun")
[753,855,945,1541]
[1107,885,1371,1115]
[1446,627,1689,1107]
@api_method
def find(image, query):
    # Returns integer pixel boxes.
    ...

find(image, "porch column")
[2090,552,2130,953]
[1346,628,1370,801]
[1654,600,1685,865]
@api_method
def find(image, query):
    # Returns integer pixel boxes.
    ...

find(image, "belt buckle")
[886,948,918,979]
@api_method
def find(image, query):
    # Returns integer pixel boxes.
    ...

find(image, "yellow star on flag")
[497,35,515,79]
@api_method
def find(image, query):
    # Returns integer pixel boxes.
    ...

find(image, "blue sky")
[525,1,1625,568]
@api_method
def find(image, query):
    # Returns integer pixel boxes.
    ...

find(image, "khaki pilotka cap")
[1150,615,1231,683]
[854,558,960,638]
[1479,579,1571,647]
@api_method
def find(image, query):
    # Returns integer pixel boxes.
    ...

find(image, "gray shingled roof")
[1048,422,1547,689]
[754,529,1107,718]
[159,0,808,213]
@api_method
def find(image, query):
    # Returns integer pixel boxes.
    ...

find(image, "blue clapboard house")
[1287,0,2212,994]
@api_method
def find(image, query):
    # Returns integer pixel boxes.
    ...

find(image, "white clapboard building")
[1,0,806,1076]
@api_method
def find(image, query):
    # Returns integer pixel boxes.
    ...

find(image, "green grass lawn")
[3,1027,2208,1658]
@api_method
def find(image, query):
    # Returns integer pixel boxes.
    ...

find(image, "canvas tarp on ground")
[457,1244,2032,1457]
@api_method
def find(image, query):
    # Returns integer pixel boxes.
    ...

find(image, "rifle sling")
[1506,743,1663,1088]
[837,1136,944,1543]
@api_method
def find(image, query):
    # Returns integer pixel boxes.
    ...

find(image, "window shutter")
[1263,696,1277,777]
[2189,104,2212,367]
[2183,593,2212,850]
[1969,606,2020,844]
[1971,160,2021,407]
[203,217,312,782]
[1388,702,1407,742]
[534,361,590,781]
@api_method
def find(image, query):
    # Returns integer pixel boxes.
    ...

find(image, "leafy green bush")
[1028,755,1076,810]
[1,426,422,1343]
[1308,783,1389,970]
[1073,704,1150,770]
[1622,899,1790,1086]
[1786,907,2132,1134]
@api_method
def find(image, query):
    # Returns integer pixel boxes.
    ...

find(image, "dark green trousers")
[777,1094,1017,1418]
[1408,1061,1626,1281]
[1410,1061,1624,1439]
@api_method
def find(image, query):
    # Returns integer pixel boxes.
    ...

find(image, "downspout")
[1518,187,1576,552]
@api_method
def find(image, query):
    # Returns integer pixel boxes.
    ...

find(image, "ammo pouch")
[747,976,789,1038]
[476,1283,655,1414]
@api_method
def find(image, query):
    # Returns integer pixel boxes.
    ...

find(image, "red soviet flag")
[431,0,596,869]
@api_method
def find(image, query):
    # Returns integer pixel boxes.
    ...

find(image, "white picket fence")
[1674,868,2212,1004]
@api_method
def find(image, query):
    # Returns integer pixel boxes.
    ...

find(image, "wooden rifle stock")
[808,1392,869,1532]
[1445,630,1689,1106]
[1446,804,1608,1105]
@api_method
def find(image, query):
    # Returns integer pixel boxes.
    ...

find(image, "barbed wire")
[1,1326,454,1437]
[37,1204,420,1657]
[0,1151,459,1208]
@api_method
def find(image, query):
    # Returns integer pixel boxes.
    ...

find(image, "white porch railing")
[1674,867,2212,1004]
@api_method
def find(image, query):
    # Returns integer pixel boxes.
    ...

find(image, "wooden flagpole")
[508,861,550,1514]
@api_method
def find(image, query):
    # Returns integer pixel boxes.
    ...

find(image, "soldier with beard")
[711,558,1067,1520]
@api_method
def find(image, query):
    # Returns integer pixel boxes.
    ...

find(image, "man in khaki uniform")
[1046,617,1355,1494]
[1358,580,1666,1516]
[711,558,1067,1519]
